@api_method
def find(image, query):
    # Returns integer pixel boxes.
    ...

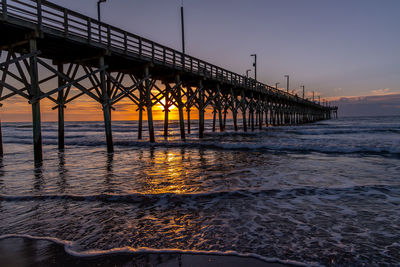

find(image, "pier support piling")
[0,120,3,157]
[57,63,65,150]
[145,67,155,143]
[138,89,143,140]
[231,89,238,131]
[186,87,191,134]
[198,80,205,138]
[223,108,227,131]
[187,108,191,134]
[255,110,258,127]
[99,57,113,153]
[176,75,185,140]
[251,110,255,131]
[212,109,216,132]
[241,91,247,132]
[163,83,170,137]
[218,108,223,132]
[30,39,43,162]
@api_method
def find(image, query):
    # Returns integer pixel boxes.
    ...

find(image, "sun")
[156,98,177,111]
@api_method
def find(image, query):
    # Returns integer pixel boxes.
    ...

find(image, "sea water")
[0,116,399,265]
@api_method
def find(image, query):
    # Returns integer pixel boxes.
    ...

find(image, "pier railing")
[1,0,326,108]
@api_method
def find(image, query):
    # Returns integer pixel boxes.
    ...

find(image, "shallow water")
[0,116,399,265]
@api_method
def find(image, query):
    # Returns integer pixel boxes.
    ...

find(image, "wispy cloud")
[370,88,397,96]
[332,93,400,117]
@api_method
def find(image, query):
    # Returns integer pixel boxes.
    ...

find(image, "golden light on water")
[133,149,195,195]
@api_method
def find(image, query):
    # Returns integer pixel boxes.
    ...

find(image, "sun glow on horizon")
[155,98,177,112]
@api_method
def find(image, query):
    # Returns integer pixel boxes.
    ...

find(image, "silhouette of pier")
[0,0,338,162]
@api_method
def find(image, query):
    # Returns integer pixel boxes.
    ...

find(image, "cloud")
[370,88,395,96]
[333,93,400,117]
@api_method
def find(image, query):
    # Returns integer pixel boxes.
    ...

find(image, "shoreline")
[0,237,293,267]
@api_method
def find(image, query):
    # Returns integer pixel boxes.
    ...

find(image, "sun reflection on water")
[134,149,193,195]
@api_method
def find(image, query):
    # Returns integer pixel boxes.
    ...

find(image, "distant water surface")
[0,116,399,265]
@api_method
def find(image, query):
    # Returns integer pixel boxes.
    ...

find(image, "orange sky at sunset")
[0,93,214,122]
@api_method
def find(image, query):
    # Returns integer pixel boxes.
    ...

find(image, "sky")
[1,0,400,120]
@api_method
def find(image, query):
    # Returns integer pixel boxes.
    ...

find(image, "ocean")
[0,116,399,265]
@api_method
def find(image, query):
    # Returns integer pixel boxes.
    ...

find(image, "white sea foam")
[0,234,314,266]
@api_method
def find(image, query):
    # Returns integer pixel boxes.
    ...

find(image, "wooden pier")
[0,0,338,162]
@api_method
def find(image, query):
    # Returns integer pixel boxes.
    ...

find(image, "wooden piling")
[145,67,155,143]
[223,108,227,131]
[212,109,216,132]
[251,109,255,131]
[241,91,247,132]
[255,110,258,127]
[272,109,276,125]
[276,109,282,126]
[138,106,143,139]
[276,109,280,125]
[99,56,113,153]
[270,109,273,125]
[138,88,143,140]
[187,108,191,134]
[176,75,185,140]
[277,109,280,125]
[0,120,3,157]
[198,80,205,138]
[233,109,238,131]
[163,83,169,137]
[30,39,43,162]
[57,63,65,150]
[218,108,223,132]
[286,112,289,125]
[230,89,238,131]
[187,87,191,134]
[250,94,255,131]
[107,75,112,121]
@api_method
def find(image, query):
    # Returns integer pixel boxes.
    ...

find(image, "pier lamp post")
[251,54,257,81]
[97,0,106,40]
[313,91,315,102]
[284,75,289,93]
[275,82,280,89]
[301,85,305,99]
[181,0,185,54]
[97,0,106,22]
[246,69,251,78]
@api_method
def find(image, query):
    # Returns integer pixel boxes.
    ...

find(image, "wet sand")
[0,237,291,267]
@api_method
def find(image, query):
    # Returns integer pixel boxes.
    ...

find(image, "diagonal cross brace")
[0,51,41,69]
[31,67,105,103]
[109,74,151,105]
[37,58,103,103]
